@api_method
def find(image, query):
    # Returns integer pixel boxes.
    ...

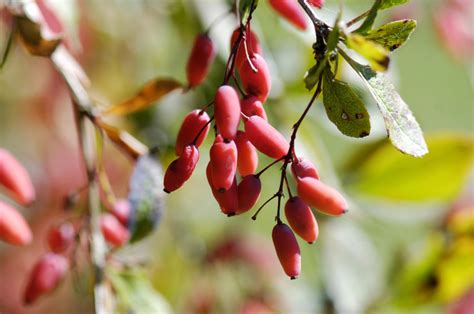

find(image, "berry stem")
[274,77,323,221]
[251,194,278,220]
[223,0,258,84]
[191,115,215,146]
[256,156,286,177]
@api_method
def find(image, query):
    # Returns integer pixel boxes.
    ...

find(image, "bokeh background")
[0,0,473,313]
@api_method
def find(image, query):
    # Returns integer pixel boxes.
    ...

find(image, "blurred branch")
[1,1,150,312]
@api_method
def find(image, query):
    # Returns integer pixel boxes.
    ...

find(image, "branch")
[51,47,112,314]
[297,0,328,34]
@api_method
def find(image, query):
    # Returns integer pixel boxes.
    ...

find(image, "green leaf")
[346,33,390,71]
[304,60,327,91]
[323,68,371,138]
[347,134,473,201]
[380,0,410,10]
[355,0,382,34]
[128,153,165,242]
[365,20,417,51]
[342,53,427,157]
[239,0,258,23]
[108,268,172,314]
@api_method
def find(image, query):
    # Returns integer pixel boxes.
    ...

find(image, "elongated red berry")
[308,0,324,8]
[291,157,319,180]
[297,177,348,216]
[100,213,130,247]
[284,197,318,243]
[206,163,238,216]
[272,223,301,279]
[110,198,131,226]
[230,26,262,69]
[235,131,258,176]
[240,54,271,102]
[214,85,241,140]
[47,222,76,253]
[269,0,309,30]
[186,34,216,88]
[164,145,200,193]
[241,96,268,121]
[0,200,32,245]
[245,116,289,159]
[237,175,261,214]
[210,136,238,191]
[23,253,68,305]
[175,110,211,155]
[0,149,35,205]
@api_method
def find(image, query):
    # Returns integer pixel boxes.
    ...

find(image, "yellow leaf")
[347,33,390,72]
[99,122,148,159]
[105,78,182,116]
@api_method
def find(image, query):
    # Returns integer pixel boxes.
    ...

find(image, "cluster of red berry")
[164,0,347,279]
[21,197,132,304]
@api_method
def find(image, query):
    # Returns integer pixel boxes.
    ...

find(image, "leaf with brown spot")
[365,20,417,52]
[105,78,182,116]
[323,68,371,138]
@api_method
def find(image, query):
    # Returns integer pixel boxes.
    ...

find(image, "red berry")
[206,163,238,216]
[186,34,216,88]
[164,145,200,193]
[23,253,68,305]
[297,177,348,216]
[110,198,131,225]
[272,223,301,279]
[308,0,324,9]
[237,175,261,214]
[100,213,130,247]
[291,157,319,180]
[0,200,32,246]
[47,222,76,253]
[214,85,241,140]
[240,54,271,102]
[209,136,238,192]
[269,0,309,30]
[0,149,35,205]
[230,25,262,69]
[284,197,318,243]
[241,96,268,121]
[235,131,259,176]
[244,116,289,159]
[175,110,211,155]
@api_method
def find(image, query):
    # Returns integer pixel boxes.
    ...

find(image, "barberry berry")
[186,34,216,88]
[23,253,68,305]
[214,85,241,140]
[284,196,318,243]
[272,222,301,279]
[244,116,289,159]
[235,131,259,176]
[175,110,211,155]
[297,177,348,216]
